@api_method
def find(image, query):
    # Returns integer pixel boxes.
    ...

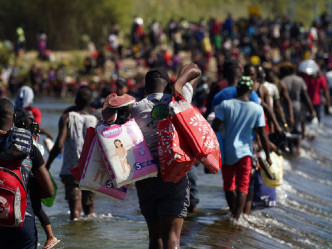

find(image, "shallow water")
[34,97,332,249]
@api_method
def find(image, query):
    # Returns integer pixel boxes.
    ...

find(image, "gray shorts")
[135,174,190,223]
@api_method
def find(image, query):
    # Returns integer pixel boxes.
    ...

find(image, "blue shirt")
[215,99,265,165]
[211,86,259,112]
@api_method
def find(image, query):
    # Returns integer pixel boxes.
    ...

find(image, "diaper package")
[97,119,158,188]
[79,137,127,200]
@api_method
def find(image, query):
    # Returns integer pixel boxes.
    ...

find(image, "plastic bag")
[169,95,221,174]
[259,151,283,188]
[70,127,96,181]
[158,115,195,183]
[41,175,57,207]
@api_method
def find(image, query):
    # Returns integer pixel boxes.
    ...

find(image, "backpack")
[0,157,27,228]
[0,127,31,228]
[4,127,32,159]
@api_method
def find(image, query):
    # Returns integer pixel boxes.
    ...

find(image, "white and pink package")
[79,137,127,200]
[97,119,158,188]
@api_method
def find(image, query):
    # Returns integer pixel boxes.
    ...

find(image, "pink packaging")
[79,137,127,200]
[97,119,158,188]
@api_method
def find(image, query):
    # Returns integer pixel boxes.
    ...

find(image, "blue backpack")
[4,127,32,159]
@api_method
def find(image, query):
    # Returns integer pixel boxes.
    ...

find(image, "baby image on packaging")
[112,139,132,174]
[108,133,135,178]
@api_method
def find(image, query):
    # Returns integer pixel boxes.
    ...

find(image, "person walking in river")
[212,76,271,220]
[279,62,317,154]
[132,64,201,248]
[46,86,97,220]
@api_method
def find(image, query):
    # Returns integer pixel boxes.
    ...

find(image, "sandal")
[43,238,61,249]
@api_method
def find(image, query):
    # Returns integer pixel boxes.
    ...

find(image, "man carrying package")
[212,76,271,221]
[46,86,97,220]
[132,64,201,249]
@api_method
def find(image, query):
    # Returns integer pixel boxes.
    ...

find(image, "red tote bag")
[70,127,96,181]
[158,115,196,183]
[169,95,221,174]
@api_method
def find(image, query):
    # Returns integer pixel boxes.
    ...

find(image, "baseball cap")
[237,76,254,90]
[102,93,136,124]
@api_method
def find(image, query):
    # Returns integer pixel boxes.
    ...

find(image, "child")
[15,117,60,249]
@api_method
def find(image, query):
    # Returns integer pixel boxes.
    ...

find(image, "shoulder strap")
[257,84,261,98]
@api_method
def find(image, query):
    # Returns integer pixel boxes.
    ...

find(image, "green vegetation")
[0,41,15,66]
[133,0,328,26]
[0,0,134,50]
[0,0,330,50]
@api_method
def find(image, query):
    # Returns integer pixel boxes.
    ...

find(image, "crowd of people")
[0,10,332,249]
[1,12,332,102]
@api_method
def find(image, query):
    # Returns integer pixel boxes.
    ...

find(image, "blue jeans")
[0,215,38,249]
[187,166,199,207]
[314,105,322,121]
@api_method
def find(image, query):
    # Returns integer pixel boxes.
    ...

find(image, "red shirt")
[302,74,327,105]
[25,106,42,124]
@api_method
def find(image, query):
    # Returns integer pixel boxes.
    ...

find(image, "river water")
[33,96,332,249]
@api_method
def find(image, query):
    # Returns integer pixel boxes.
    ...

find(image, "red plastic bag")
[169,95,221,174]
[70,127,96,181]
[158,116,195,183]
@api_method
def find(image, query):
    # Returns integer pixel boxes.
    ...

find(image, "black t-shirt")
[29,144,44,171]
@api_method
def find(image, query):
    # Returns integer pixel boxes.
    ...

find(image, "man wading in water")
[132,64,201,248]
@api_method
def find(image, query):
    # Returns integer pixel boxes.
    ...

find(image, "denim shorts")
[0,215,38,249]
[135,174,190,223]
